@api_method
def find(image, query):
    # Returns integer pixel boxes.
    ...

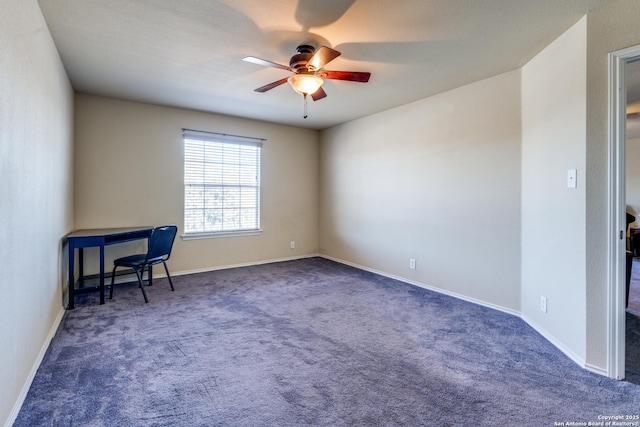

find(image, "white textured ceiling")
[37,0,617,130]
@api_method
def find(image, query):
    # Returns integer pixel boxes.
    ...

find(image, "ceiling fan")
[243,45,371,118]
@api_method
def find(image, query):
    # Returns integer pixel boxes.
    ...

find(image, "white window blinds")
[183,130,263,236]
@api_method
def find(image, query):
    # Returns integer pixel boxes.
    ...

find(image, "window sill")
[181,229,262,240]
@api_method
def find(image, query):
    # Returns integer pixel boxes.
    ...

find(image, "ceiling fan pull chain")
[303,93,308,119]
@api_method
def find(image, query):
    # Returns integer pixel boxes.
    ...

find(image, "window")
[183,129,262,237]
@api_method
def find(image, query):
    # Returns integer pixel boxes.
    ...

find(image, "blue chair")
[109,225,178,303]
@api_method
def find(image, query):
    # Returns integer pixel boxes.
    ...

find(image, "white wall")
[521,17,587,362]
[0,1,74,425]
[319,71,522,312]
[586,0,640,371]
[74,94,319,275]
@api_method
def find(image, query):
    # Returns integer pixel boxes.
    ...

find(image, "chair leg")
[134,267,149,303]
[162,261,175,291]
[109,266,118,299]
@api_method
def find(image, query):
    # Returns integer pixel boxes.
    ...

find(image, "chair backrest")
[146,225,178,262]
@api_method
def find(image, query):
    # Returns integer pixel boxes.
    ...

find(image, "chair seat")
[114,254,166,268]
[114,254,147,268]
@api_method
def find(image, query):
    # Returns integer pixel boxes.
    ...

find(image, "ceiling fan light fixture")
[288,74,324,95]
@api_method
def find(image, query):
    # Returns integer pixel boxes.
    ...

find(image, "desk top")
[67,226,153,239]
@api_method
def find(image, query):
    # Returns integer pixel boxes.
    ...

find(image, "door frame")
[608,45,640,379]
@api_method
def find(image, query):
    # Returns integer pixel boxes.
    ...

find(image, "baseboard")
[319,254,601,376]
[97,254,321,286]
[172,253,321,278]
[173,254,601,377]
[21,252,602,427]
[584,362,609,377]
[319,254,520,317]
[520,313,587,369]
[5,305,66,427]
[107,253,611,378]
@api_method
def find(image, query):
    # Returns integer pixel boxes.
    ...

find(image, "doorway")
[609,45,640,380]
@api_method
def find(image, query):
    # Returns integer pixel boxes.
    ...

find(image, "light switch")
[567,169,577,189]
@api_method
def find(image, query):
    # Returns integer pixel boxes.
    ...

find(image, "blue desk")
[66,226,153,309]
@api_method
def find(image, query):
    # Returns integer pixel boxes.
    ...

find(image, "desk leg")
[99,244,105,305]
[78,248,84,287]
[68,244,75,310]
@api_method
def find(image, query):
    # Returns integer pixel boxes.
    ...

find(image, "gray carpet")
[14,258,640,426]
[628,258,640,318]
[626,259,640,385]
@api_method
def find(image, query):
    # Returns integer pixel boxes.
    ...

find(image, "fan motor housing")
[290,45,316,73]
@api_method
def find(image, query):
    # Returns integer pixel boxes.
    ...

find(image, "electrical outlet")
[409,259,416,269]
[540,296,547,313]
[290,241,295,249]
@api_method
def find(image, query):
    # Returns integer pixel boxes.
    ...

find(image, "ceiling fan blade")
[243,56,290,71]
[311,87,327,101]
[254,78,289,93]
[308,46,341,71]
[321,70,371,82]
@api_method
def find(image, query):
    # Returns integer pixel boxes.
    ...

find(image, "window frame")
[182,129,263,240]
